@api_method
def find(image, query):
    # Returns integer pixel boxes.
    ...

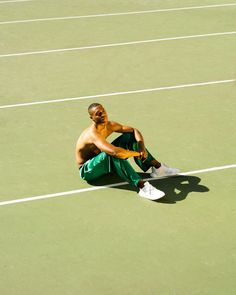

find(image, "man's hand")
[139,148,148,162]
[137,140,148,162]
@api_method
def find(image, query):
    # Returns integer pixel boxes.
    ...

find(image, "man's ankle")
[138,180,145,189]
[151,160,161,169]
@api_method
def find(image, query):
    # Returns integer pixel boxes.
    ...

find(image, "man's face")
[90,105,108,124]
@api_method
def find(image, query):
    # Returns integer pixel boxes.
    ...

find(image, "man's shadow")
[87,173,209,204]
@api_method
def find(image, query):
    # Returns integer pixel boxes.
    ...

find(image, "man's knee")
[111,132,136,147]
[121,132,135,141]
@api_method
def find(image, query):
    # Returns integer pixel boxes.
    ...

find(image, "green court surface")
[0,1,236,294]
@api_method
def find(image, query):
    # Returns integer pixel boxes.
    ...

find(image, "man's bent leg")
[80,152,141,188]
[80,151,165,199]
[79,152,112,182]
[111,157,141,188]
[111,132,157,172]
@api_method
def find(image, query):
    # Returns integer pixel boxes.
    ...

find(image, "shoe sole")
[150,172,180,179]
[139,191,165,200]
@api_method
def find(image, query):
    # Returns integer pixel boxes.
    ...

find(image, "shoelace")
[146,183,154,194]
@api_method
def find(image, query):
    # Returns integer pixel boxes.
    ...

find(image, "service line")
[0,3,236,24]
[0,79,235,110]
[0,0,32,4]
[0,164,235,206]
[1,31,236,59]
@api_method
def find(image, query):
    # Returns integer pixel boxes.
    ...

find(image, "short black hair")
[88,103,102,114]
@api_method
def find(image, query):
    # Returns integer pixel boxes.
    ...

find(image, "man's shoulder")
[77,126,92,143]
[80,126,91,137]
[81,125,101,140]
[109,120,122,128]
[109,120,119,125]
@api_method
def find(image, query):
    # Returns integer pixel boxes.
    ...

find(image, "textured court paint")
[1,2,236,294]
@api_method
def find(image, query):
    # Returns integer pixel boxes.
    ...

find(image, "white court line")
[0,164,235,206]
[0,0,32,4]
[0,3,236,25]
[1,31,236,58]
[0,79,235,110]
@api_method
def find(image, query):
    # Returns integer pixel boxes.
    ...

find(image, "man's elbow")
[110,150,118,157]
[133,127,141,134]
[101,148,117,157]
[104,148,120,158]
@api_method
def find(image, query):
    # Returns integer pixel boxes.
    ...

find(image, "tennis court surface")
[1,0,236,294]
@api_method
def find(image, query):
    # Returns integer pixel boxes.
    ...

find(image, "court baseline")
[0,164,235,206]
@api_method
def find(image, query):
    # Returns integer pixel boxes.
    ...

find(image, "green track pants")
[79,132,155,188]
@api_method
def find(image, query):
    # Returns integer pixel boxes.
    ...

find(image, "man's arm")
[92,130,140,159]
[110,121,148,161]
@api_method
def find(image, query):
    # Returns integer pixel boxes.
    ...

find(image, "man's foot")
[150,163,180,178]
[138,181,165,200]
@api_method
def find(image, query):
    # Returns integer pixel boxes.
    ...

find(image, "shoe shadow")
[87,173,209,204]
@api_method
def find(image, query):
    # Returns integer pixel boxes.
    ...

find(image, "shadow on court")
[87,173,209,204]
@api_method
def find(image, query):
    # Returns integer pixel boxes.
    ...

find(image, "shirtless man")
[75,103,180,200]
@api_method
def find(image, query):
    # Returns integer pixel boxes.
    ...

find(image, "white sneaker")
[138,181,165,200]
[150,163,180,178]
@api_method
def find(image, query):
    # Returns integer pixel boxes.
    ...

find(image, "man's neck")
[93,121,108,131]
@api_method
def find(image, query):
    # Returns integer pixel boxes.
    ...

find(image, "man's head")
[88,103,108,124]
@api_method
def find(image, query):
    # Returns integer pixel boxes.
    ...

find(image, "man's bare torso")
[75,122,113,167]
